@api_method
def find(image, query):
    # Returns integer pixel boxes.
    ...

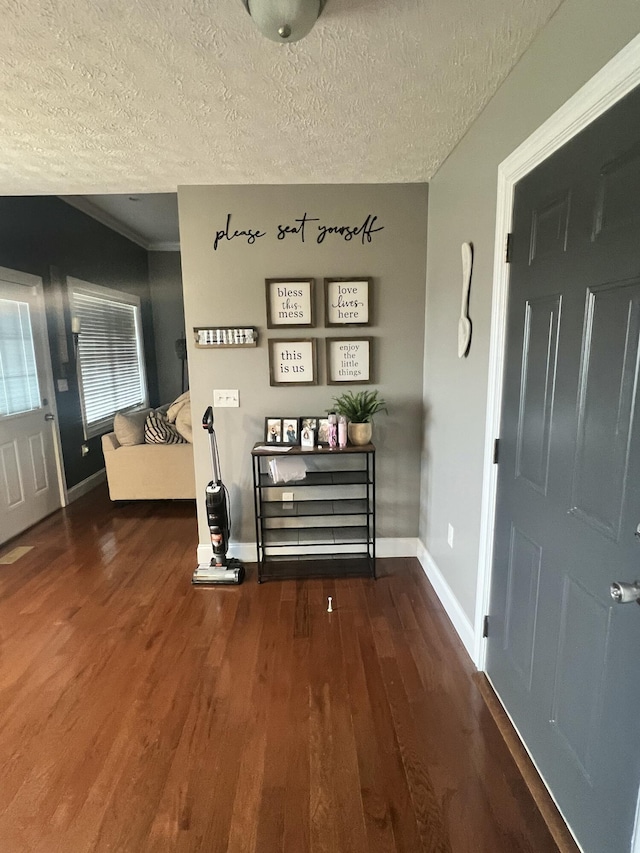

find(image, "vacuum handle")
[202,406,221,484]
[202,406,214,433]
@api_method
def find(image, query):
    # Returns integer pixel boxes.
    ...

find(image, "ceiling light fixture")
[241,0,326,43]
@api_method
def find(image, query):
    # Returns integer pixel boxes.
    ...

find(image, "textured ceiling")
[0,0,562,195]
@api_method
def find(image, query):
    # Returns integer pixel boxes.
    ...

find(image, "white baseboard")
[196,537,418,568]
[65,468,106,504]
[416,541,475,660]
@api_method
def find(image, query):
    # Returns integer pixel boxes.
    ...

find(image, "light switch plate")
[213,389,239,407]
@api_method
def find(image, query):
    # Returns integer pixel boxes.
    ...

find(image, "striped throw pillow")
[144,411,187,444]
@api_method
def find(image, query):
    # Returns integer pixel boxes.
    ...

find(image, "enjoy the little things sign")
[327,338,371,384]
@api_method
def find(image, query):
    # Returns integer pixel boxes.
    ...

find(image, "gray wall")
[148,251,187,403]
[178,184,428,547]
[421,0,640,622]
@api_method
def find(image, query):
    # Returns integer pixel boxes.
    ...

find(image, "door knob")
[610,581,640,604]
[44,413,55,421]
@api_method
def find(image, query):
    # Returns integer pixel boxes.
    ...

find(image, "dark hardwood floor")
[0,486,565,852]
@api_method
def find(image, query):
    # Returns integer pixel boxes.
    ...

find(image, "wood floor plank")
[308,587,341,853]
[314,583,369,853]
[0,486,565,852]
[356,599,425,852]
[253,594,296,853]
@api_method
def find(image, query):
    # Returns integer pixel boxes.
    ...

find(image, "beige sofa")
[101,402,196,501]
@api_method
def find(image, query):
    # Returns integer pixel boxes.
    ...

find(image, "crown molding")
[149,241,181,252]
[58,196,150,250]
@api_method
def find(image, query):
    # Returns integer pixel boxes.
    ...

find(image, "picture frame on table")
[265,417,283,443]
[324,277,371,326]
[299,425,315,448]
[317,417,330,445]
[266,278,314,328]
[300,417,318,449]
[282,418,299,445]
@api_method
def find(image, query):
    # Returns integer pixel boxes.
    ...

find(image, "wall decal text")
[213,214,266,251]
[213,213,384,251]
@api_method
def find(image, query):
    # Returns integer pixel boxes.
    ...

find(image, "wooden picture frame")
[324,278,371,326]
[268,339,317,386]
[266,278,314,328]
[326,337,373,384]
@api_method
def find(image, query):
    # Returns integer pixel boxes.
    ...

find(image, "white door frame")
[473,35,640,850]
[474,33,640,670]
[0,265,67,507]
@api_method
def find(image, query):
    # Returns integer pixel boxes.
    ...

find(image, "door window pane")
[0,298,41,416]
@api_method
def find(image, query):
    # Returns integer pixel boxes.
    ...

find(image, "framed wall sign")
[194,326,258,347]
[268,339,317,386]
[326,337,372,384]
[324,277,371,326]
[266,278,314,328]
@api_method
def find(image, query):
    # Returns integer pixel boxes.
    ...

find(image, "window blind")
[0,298,41,417]
[72,286,147,438]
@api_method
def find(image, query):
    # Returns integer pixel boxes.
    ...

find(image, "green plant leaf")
[328,389,387,422]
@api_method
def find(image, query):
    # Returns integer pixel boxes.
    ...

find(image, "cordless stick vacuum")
[192,407,245,585]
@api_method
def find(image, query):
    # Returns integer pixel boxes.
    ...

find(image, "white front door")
[0,268,63,546]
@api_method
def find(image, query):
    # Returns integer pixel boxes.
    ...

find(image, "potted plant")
[329,389,387,446]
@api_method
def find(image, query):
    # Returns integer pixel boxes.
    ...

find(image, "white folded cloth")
[269,456,307,483]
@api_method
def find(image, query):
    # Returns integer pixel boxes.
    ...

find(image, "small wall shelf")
[194,326,258,348]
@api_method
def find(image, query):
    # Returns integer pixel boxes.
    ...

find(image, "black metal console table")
[251,443,376,583]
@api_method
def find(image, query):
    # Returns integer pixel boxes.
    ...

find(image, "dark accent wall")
[148,251,187,403]
[0,197,158,489]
